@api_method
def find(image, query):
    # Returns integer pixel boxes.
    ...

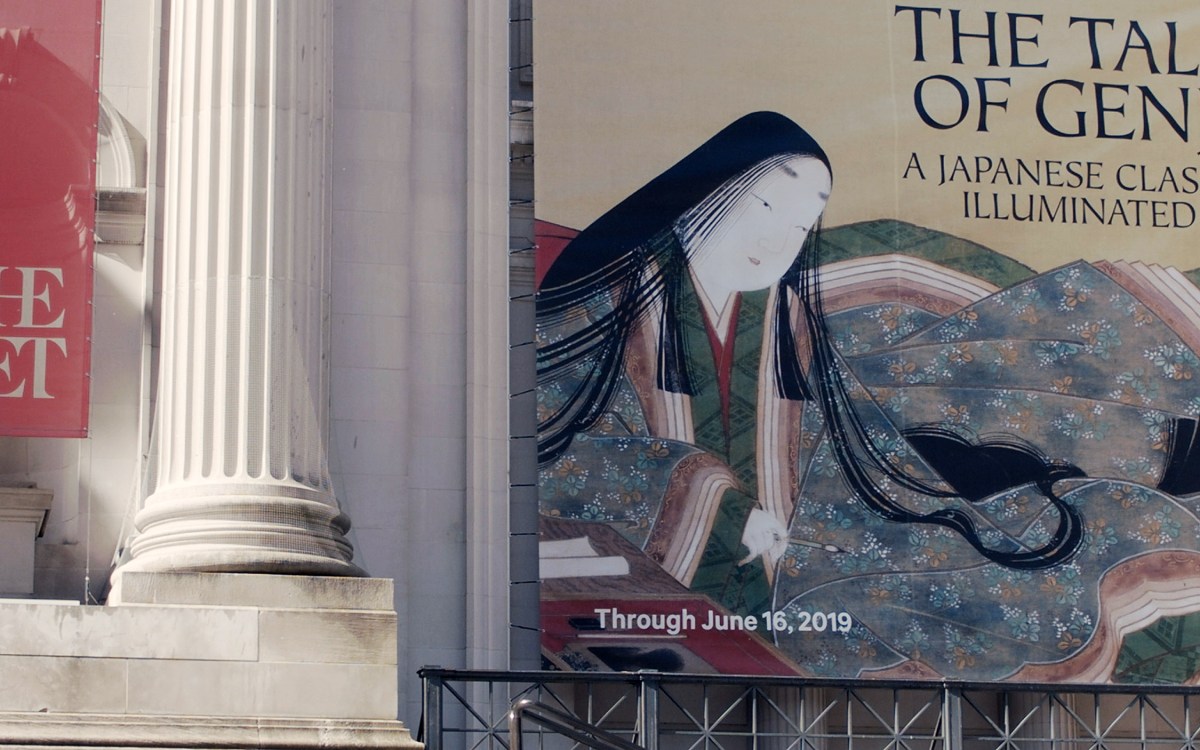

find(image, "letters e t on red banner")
[0,1,101,436]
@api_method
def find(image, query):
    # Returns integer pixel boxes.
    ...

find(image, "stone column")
[120,0,361,576]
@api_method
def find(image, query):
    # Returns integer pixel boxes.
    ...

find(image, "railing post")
[425,670,445,750]
[638,671,660,750]
[942,687,962,750]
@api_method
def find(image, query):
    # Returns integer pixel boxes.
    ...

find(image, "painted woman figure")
[538,112,834,616]
[538,112,1200,681]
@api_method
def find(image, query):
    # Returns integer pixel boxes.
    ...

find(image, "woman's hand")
[739,508,789,566]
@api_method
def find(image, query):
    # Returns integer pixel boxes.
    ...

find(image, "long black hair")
[793,224,1083,570]
[536,111,1082,570]
[537,111,828,464]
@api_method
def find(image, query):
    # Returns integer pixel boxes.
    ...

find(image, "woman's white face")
[691,155,832,292]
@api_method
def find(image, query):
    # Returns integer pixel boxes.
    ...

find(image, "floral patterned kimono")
[540,218,1200,683]
[539,256,805,617]
[774,220,1200,682]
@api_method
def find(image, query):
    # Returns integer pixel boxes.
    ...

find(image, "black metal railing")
[509,699,646,750]
[420,668,1200,750]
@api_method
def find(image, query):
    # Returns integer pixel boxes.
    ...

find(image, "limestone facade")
[0,0,511,745]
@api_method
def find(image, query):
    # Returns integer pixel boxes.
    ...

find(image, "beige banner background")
[536,1,1200,270]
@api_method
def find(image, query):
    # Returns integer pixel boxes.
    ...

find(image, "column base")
[122,483,365,577]
[59,572,401,721]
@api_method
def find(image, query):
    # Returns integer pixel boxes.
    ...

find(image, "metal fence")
[420,668,1200,750]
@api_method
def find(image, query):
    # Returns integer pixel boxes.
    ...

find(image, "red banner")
[0,0,100,436]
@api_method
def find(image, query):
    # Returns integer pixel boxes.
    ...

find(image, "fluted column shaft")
[122,0,360,575]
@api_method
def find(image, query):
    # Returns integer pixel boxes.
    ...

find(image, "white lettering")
[0,266,66,329]
[0,336,67,398]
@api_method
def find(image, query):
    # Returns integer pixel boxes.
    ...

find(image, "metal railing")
[509,699,646,750]
[420,668,1200,750]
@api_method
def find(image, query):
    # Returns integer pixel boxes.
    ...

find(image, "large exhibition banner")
[0,0,100,437]
[535,2,1200,683]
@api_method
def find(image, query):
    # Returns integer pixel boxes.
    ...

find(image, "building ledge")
[0,487,52,596]
[0,712,420,749]
[95,187,147,246]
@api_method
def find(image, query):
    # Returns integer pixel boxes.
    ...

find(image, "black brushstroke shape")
[904,426,1086,503]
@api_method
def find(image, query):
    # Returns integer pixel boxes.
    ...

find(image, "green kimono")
[538,267,788,618]
[680,281,774,615]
